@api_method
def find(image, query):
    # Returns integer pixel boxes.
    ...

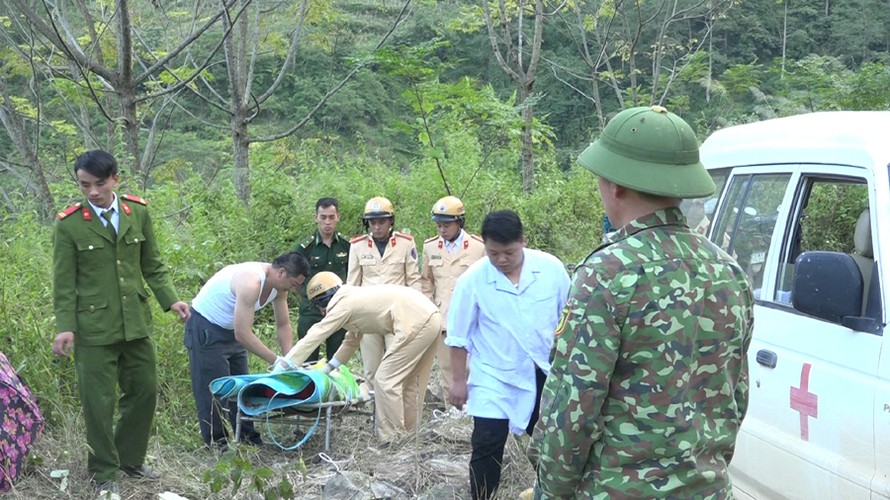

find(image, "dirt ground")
[7,398,537,499]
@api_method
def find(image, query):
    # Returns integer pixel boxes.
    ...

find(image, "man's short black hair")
[481,210,524,245]
[272,252,310,278]
[316,197,339,212]
[74,150,118,180]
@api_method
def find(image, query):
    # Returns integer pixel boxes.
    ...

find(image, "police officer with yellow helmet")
[346,196,421,387]
[420,196,486,406]
[285,272,441,442]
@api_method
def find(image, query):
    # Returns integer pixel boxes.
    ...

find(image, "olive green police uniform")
[53,194,180,483]
[293,230,350,361]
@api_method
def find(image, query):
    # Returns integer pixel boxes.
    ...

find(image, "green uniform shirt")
[530,207,754,499]
[294,230,350,318]
[52,196,180,346]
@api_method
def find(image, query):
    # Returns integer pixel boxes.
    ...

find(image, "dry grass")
[5,400,537,499]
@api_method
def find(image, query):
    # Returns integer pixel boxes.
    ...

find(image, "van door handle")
[756,349,777,368]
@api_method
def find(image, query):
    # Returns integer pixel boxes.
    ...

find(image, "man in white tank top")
[184,252,309,450]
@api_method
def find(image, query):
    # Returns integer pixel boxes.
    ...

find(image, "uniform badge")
[554,301,571,337]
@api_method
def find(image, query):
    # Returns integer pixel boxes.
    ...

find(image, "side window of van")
[680,170,728,237]
[776,177,874,312]
[710,173,790,295]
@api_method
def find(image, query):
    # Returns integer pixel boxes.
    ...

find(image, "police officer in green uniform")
[52,150,190,496]
[293,197,350,362]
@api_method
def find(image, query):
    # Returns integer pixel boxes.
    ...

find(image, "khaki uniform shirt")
[285,284,439,366]
[420,230,486,330]
[346,231,421,290]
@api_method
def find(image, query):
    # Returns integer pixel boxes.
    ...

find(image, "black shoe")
[120,464,160,480]
[242,433,264,446]
[208,440,230,453]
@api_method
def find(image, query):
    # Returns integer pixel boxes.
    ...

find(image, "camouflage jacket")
[529,207,754,499]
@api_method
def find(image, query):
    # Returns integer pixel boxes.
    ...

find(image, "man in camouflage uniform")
[293,197,350,362]
[529,106,755,498]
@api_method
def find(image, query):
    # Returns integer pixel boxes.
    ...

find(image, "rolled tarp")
[209,366,361,416]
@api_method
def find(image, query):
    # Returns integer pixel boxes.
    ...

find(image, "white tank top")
[192,262,278,329]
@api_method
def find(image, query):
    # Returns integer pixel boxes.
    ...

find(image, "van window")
[776,177,871,308]
[710,173,790,295]
[680,169,729,236]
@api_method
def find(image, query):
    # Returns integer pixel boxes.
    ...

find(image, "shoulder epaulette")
[122,194,148,206]
[395,231,414,240]
[424,235,440,244]
[350,234,369,244]
[299,235,315,249]
[57,202,82,220]
[470,234,484,243]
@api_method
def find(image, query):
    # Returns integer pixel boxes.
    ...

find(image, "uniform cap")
[363,196,395,220]
[431,196,465,222]
[578,105,715,198]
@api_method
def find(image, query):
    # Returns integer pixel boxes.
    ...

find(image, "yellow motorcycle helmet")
[431,196,466,227]
[307,271,343,309]
[362,196,395,220]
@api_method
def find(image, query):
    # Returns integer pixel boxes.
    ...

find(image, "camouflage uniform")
[529,207,754,498]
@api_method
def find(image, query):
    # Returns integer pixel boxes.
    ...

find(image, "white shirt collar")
[87,193,119,218]
[445,230,465,252]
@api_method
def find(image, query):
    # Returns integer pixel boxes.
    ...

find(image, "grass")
[6,387,536,499]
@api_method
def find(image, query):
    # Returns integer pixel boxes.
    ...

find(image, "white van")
[694,112,889,499]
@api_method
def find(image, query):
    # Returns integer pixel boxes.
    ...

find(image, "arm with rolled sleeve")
[531,270,623,498]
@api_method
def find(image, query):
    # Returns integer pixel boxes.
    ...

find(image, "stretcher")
[210,366,373,451]
[233,391,374,451]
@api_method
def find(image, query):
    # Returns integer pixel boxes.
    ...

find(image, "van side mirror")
[793,251,863,324]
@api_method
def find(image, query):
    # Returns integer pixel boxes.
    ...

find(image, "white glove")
[322,363,333,375]
[270,356,297,373]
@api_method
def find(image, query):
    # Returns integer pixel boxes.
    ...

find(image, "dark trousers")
[297,313,346,363]
[470,367,546,500]
[74,338,157,482]
[184,309,261,446]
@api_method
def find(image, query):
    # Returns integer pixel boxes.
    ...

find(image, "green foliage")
[202,446,302,499]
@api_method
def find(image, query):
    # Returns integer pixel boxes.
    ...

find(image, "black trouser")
[184,309,261,446]
[470,366,546,500]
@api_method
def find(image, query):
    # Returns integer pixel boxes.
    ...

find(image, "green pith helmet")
[578,105,716,198]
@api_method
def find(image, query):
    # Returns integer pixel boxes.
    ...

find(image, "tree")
[3,0,235,178]
[481,0,549,193]
[552,0,735,127]
[193,0,412,203]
